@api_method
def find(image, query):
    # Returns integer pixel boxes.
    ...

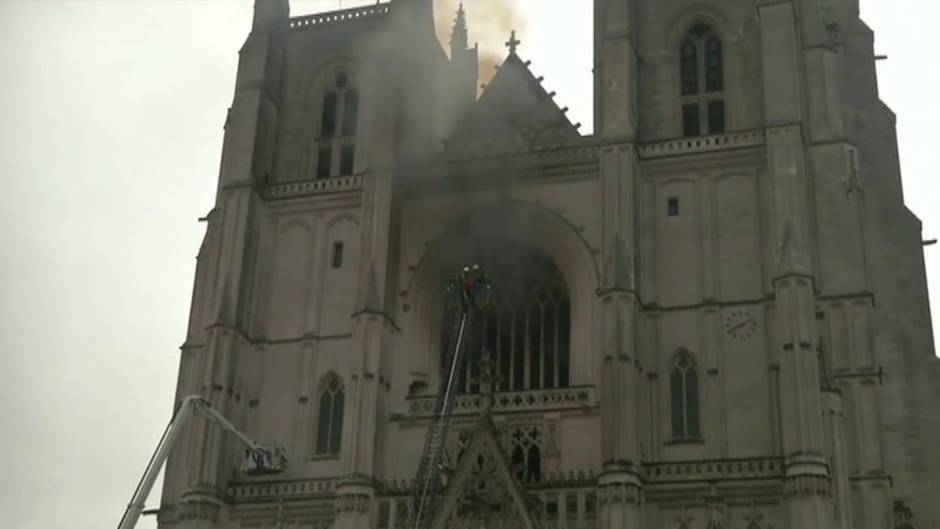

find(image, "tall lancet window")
[440,242,571,395]
[679,24,725,137]
[316,375,344,455]
[670,351,701,439]
[315,73,359,179]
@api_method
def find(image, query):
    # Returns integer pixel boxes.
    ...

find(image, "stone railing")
[290,4,391,30]
[266,175,363,199]
[227,478,338,501]
[406,386,595,418]
[637,130,766,159]
[643,457,784,483]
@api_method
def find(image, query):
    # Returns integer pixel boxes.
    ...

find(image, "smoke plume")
[433,0,528,89]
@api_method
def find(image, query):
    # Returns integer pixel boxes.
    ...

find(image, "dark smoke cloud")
[433,0,529,89]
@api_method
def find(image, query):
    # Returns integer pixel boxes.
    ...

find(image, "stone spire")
[450,3,469,58]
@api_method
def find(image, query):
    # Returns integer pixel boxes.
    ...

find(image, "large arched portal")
[438,239,571,395]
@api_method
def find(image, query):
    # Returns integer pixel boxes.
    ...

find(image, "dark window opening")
[668,197,680,217]
[332,242,344,269]
[708,100,726,134]
[320,91,338,139]
[680,40,699,96]
[339,145,355,176]
[440,242,570,395]
[316,147,332,178]
[679,27,725,137]
[682,104,700,137]
[342,89,359,136]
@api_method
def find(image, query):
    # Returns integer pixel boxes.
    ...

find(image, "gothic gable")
[442,50,581,159]
[430,414,540,529]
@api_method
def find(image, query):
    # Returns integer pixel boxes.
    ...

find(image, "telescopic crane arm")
[116,395,286,529]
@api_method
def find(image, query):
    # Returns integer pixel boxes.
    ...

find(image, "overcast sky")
[0,1,934,528]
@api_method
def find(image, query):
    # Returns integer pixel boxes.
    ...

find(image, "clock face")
[724,309,757,340]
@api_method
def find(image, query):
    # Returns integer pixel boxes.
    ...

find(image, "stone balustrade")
[637,130,766,159]
[266,175,363,199]
[406,386,595,418]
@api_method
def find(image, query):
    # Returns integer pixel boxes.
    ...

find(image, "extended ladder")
[409,266,491,529]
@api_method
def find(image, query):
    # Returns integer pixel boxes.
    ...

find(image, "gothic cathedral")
[157,1,940,529]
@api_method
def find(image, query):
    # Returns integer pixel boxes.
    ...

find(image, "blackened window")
[678,25,725,136]
[440,242,570,395]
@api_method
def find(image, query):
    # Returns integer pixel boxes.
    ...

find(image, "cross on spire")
[505,30,521,54]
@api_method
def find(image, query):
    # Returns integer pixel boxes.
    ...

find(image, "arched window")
[670,351,701,439]
[509,427,542,483]
[315,375,344,455]
[440,242,570,395]
[679,24,725,137]
[315,73,359,179]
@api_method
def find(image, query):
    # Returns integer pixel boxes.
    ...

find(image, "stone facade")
[157,1,940,529]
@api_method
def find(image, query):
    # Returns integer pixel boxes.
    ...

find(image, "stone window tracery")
[670,351,701,439]
[679,24,725,137]
[440,243,570,395]
[315,73,359,178]
[315,375,344,455]
[509,426,543,483]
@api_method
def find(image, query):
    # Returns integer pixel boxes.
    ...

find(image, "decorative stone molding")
[643,458,784,483]
[227,478,338,501]
[406,386,595,418]
[177,493,223,522]
[784,474,832,497]
[289,4,390,30]
[637,130,766,159]
[335,493,372,513]
[597,481,643,505]
[266,176,363,200]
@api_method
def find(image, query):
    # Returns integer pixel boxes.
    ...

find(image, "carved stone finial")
[505,30,521,54]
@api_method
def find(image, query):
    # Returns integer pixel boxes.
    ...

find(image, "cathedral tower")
[157,1,940,529]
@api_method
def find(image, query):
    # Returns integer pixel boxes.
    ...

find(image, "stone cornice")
[289,4,390,31]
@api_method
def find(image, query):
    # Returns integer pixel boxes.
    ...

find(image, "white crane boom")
[116,395,286,529]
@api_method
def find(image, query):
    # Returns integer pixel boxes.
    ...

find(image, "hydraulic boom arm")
[116,395,286,529]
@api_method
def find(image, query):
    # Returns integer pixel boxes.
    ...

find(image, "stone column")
[596,140,643,528]
[758,1,836,527]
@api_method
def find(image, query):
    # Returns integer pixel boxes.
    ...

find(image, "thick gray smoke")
[433,0,528,89]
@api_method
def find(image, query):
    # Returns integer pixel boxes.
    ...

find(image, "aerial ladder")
[116,395,287,529]
[409,265,491,529]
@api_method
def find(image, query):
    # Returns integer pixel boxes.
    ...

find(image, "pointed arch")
[668,9,731,138]
[312,67,360,179]
[402,200,600,393]
[314,372,345,455]
[670,349,701,439]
